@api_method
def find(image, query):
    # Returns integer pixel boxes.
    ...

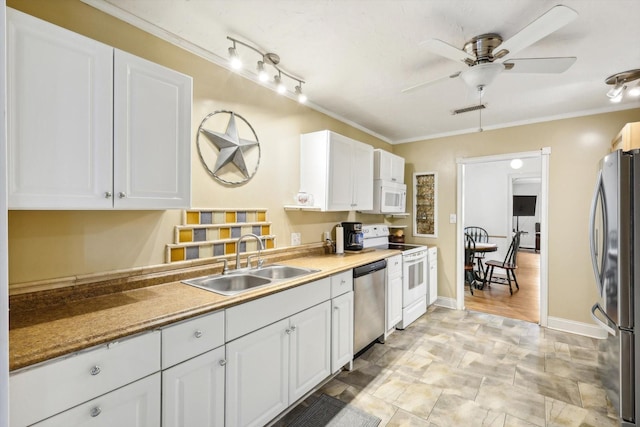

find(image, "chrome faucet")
[236,233,264,269]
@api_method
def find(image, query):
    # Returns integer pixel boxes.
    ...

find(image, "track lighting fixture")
[605,69,640,103]
[226,36,307,103]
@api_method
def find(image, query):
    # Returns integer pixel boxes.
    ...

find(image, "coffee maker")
[341,222,363,251]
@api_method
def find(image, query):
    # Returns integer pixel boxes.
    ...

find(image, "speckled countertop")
[9,249,400,372]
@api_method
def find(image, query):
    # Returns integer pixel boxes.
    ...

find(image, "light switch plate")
[291,232,301,246]
[449,214,457,223]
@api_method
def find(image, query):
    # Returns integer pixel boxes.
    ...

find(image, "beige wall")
[7,0,392,284]
[393,109,640,323]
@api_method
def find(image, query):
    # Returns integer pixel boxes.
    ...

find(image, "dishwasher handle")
[353,259,387,278]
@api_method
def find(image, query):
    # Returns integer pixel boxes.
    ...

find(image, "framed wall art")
[413,171,438,237]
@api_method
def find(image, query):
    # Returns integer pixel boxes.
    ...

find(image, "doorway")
[456,149,549,326]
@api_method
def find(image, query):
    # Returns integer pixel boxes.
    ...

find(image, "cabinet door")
[387,275,403,329]
[113,49,192,209]
[33,374,160,427]
[7,8,113,209]
[289,301,331,402]
[163,346,225,427]
[351,140,374,210]
[331,292,354,374]
[428,248,438,305]
[226,318,289,427]
[327,133,354,210]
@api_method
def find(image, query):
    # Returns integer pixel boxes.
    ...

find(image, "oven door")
[402,250,427,307]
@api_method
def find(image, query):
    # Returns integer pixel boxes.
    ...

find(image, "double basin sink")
[182,264,320,296]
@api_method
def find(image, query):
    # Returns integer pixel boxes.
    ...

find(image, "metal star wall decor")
[196,110,261,185]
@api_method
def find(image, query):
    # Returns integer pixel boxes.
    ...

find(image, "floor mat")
[288,394,381,427]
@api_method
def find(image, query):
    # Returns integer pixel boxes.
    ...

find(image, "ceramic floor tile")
[386,409,431,427]
[544,353,601,384]
[514,364,583,407]
[428,393,506,427]
[392,381,442,419]
[420,361,484,400]
[545,396,618,427]
[475,377,546,426]
[336,385,399,425]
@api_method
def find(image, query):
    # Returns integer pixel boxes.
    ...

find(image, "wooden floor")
[464,249,540,323]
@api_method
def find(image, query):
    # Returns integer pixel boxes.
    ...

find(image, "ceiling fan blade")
[401,72,461,93]
[503,57,576,73]
[495,5,578,62]
[420,39,475,64]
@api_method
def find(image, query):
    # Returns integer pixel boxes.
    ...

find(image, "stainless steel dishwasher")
[353,259,387,355]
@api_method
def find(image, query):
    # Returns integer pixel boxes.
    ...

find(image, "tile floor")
[277,306,618,427]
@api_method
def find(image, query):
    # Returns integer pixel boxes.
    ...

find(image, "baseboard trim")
[433,297,457,310]
[547,316,608,339]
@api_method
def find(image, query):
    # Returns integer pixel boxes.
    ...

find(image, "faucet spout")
[235,233,264,269]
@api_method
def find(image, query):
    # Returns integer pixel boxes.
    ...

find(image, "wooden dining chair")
[464,233,478,295]
[484,231,522,295]
[464,226,489,277]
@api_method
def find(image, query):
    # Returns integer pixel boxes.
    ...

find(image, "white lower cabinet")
[162,346,225,427]
[428,247,438,305]
[386,254,403,332]
[226,301,332,427]
[33,373,160,427]
[331,291,354,374]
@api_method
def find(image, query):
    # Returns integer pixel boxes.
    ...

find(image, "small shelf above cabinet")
[283,205,322,211]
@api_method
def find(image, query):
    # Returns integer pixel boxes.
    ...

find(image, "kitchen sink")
[182,274,271,296]
[250,265,319,280]
[182,264,319,296]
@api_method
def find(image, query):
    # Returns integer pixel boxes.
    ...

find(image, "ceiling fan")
[402,5,579,94]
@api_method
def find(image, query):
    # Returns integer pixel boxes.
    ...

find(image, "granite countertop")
[9,249,400,371]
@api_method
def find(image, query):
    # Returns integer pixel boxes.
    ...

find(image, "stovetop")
[361,224,427,254]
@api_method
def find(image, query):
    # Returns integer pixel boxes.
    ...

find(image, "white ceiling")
[86,0,640,143]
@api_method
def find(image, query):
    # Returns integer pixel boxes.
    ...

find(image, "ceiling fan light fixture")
[460,63,504,90]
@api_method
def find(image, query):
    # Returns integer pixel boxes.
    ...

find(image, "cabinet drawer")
[330,270,353,297]
[162,310,224,369]
[10,330,160,427]
[226,278,331,342]
[32,373,161,427]
[387,254,402,277]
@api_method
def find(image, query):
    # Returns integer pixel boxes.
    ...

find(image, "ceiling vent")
[451,103,487,115]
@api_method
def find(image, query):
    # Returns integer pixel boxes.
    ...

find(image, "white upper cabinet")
[113,50,191,209]
[300,130,373,211]
[7,8,114,209]
[374,149,405,183]
[7,9,192,210]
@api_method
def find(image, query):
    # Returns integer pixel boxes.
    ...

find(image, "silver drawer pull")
[285,328,292,335]
[219,359,227,366]
[334,306,339,311]
[89,365,101,376]
[194,330,203,338]
[104,191,112,199]
[290,325,296,331]
[118,192,126,198]
[90,407,102,417]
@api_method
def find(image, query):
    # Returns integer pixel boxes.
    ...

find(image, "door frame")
[456,148,550,326]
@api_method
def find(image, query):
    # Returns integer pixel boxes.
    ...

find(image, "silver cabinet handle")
[219,359,227,366]
[90,407,101,417]
[118,192,126,198]
[285,328,292,335]
[90,365,101,376]
[290,325,296,331]
[334,306,340,311]
[104,192,112,199]
[194,330,203,338]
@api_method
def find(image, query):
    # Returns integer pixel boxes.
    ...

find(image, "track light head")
[228,45,242,70]
[295,85,307,103]
[257,61,269,82]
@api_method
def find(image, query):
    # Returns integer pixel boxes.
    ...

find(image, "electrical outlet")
[291,232,301,246]
[323,231,331,241]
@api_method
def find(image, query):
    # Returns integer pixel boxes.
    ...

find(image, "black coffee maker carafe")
[341,222,363,251]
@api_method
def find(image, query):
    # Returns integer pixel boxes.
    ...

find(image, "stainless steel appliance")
[353,259,387,354]
[589,149,639,426]
[362,224,429,329]
[342,221,363,251]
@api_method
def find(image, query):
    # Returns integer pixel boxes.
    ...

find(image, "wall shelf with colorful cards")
[166,209,276,263]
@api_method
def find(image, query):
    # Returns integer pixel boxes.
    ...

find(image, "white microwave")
[363,180,406,214]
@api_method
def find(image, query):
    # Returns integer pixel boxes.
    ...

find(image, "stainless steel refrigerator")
[590,149,639,426]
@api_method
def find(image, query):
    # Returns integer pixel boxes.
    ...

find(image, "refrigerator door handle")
[591,302,617,336]
[589,169,604,295]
